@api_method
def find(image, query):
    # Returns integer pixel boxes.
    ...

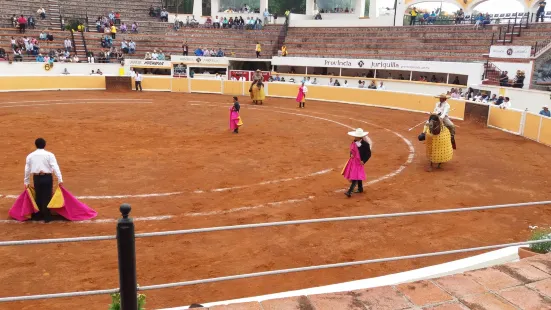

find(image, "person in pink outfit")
[229,96,242,134]
[342,128,372,197]
[296,82,308,108]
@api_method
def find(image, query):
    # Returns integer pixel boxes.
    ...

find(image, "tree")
[269,0,306,15]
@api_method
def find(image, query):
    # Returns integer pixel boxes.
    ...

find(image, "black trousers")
[183,51,188,56]
[347,180,363,193]
[19,23,26,33]
[33,174,53,221]
[537,10,545,22]
[135,81,142,91]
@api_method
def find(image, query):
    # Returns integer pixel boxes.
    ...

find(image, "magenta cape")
[229,107,240,130]
[296,86,305,102]
[8,187,98,221]
[342,142,366,181]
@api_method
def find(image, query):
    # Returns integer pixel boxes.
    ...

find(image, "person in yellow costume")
[422,114,453,172]
[255,42,261,58]
[250,80,265,105]
[281,45,288,56]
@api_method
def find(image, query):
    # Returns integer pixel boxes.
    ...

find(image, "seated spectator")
[149,5,155,17]
[204,48,211,57]
[217,48,224,57]
[97,69,103,75]
[223,17,228,28]
[255,18,262,30]
[540,105,551,117]
[36,53,45,62]
[11,36,17,49]
[368,80,377,89]
[158,50,166,60]
[129,40,136,54]
[194,48,203,56]
[483,13,491,27]
[144,52,151,60]
[151,49,159,60]
[121,40,129,53]
[247,17,255,29]
[87,51,95,63]
[131,22,138,33]
[334,79,341,86]
[513,70,525,88]
[229,17,235,28]
[37,7,46,20]
[499,71,509,86]
[455,8,464,24]
[430,75,437,83]
[108,11,115,22]
[281,45,288,56]
[95,19,101,32]
[452,76,460,84]
[205,16,213,28]
[0,48,5,59]
[378,81,385,90]
[72,54,79,63]
[238,16,245,29]
[358,80,364,88]
[398,74,405,80]
[160,9,168,22]
[499,97,511,109]
[474,13,484,29]
[120,23,127,33]
[77,22,85,32]
[429,11,436,24]
[190,16,199,27]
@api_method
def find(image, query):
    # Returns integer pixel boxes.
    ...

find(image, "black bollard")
[117,203,138,310]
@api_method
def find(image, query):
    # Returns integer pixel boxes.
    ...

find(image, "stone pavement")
[200,253,551,309]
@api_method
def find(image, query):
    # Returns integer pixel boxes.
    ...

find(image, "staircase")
[482,61,502,86]
[71,31,87,58]
[47,0,62,30]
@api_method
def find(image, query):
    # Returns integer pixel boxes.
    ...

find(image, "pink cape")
[229,107,240,130]
[8,187,98,221]
[296,86,305,102]
[342,142,366,181]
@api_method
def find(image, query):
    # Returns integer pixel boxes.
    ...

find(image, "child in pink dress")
[342,128,372,197]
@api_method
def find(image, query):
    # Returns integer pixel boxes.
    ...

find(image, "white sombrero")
[348,128,369,137]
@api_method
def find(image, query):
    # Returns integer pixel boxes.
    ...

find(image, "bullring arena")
[1,78,551,309]
[4,0,551,308]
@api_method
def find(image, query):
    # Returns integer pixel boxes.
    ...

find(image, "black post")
[117,204,138,310]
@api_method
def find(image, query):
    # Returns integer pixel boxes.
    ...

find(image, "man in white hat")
[342,128,372,197]
[540,105,550,117]
[434,93,455,137]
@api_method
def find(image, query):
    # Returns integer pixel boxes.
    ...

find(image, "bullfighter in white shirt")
[24,138,63,222]
[433,93,456,148]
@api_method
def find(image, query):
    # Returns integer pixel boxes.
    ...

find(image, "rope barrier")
[0,288,119,303]
[137,238,551,291]
[134,200,551,239]
[0,200,549,246]
[2,239,550,302]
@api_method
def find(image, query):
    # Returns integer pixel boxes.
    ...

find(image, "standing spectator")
[37,7,46,20]
[255,42,261,58]
[537,1,547,22]
[263,8,270,25]
[540,105,551,117]
[18,15,27,33]
[28,15,35,29]
[115,12,121,25]
[182,41,188,56]
[110,24,117,39]
[96,18,101,32]
[499,71,509,86]
[135,71,143,91]
[64,37,72,52]
[108,11,115,23]
[378,81,385,90]
[129,40,136,54]
[410,7,417,25]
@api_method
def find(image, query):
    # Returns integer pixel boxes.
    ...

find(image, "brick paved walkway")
[200,253,551,309]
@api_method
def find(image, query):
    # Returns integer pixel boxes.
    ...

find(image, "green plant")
[108,291,146,310]
[529,228,551,254]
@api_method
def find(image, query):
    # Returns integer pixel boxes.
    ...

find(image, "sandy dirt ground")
[0,91,550,309]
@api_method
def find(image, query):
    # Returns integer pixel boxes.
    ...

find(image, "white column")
[395,1,407,26]
[260,0,268,14]
[211,0,219,16]
[193,0,202,18]
[369,0,377,18]
[306,0,315,15]
[355,0,366,18]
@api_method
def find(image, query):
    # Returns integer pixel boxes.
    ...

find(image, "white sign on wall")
[489,46,532,59]
[170,56,229,66]
[127,59,172,68]
[271,57,483,75]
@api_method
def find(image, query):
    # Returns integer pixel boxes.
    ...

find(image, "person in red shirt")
[17,15,27,33]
